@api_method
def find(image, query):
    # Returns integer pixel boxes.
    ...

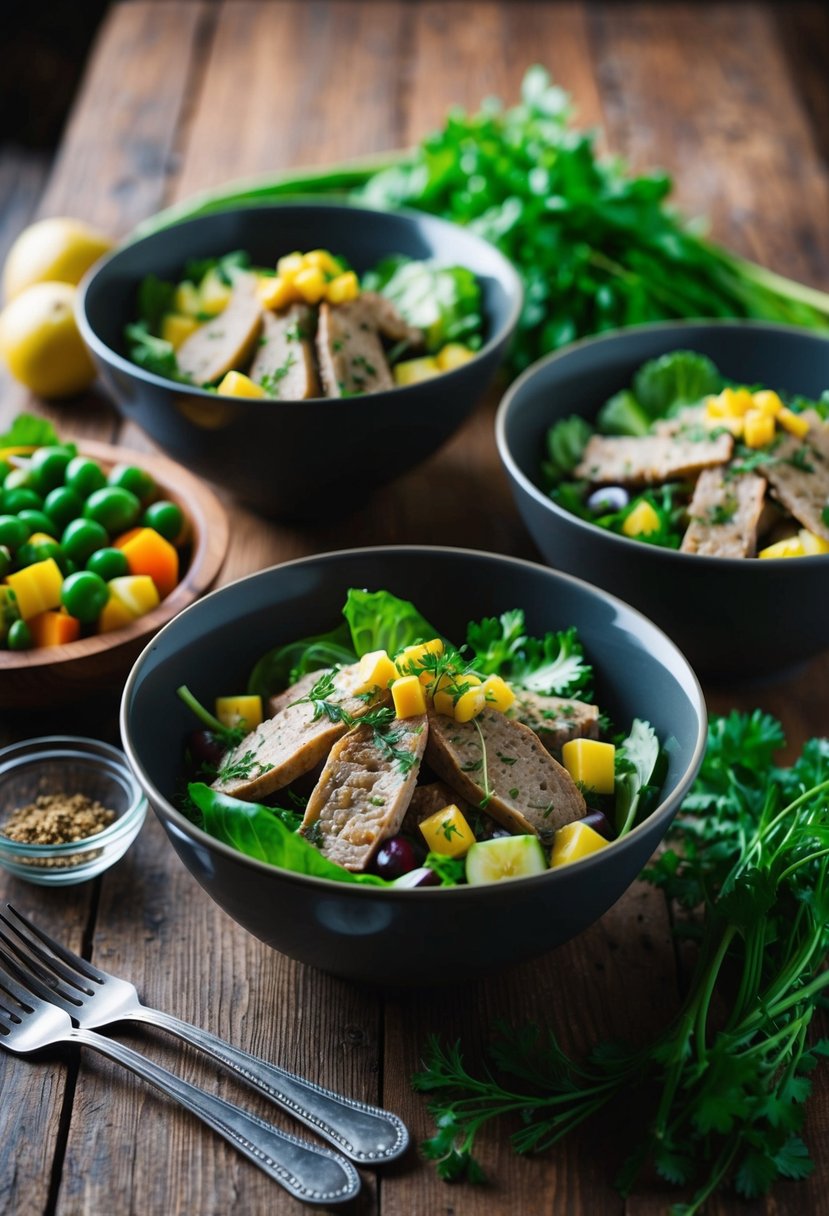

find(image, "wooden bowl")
[0,440,228,708]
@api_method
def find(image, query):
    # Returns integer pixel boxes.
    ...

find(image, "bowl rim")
[495,317,829,572]
[120,543,708,900]
[76,197,524,406]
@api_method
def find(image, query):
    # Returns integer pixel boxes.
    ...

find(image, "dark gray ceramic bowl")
[496,321,829,681]
[77,201,522,520]
[120,546,706,986]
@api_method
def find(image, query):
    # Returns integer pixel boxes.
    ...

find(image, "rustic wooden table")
[2,3,829,1213]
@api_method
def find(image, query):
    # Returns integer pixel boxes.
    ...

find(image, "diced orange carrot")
[28,610,81,648]
[114,527,179,599]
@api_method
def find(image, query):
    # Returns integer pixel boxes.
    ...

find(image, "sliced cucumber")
[465,834,547,886]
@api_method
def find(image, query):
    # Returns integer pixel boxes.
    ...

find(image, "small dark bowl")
[496,321,829,681]
[77,202,522,520]
[120,546,705,986]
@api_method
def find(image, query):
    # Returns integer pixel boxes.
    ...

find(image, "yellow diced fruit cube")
[215,695,263,732]
[561,738,616,795]
[453,683,486,723]
[550,821,609,868]
[325,271,360,304]
[705,394,725,419]
[395,638,444,682]
[719,386,754,416]
[393,357,440,387]
[419,804,476,858]
[436,343,475,371]
[432,683,456,717]
[391,675,427,718]
[294,266,327,304]
[257,274,300,311]
[303,249,343,276]
[481,674,515,714]
[276,252,305,279]
[798,529,829,556]
[778,407,811,439]
[622,500,660,538]
[6,557,63,620]
[752,389,783,417]
[161,313,200,350]
[199,269,233,316]
[758,536,806,559]
[173,281,203,318]
[743,409,776,449]
[216,371,268,399]
[98,575,160,632]
[353,649,398,695]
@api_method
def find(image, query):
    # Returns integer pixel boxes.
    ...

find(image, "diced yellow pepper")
[257,274,300,311]
[622,500,660,538]
[161,313,200,350]
[778,407,811,439]
[561,738,616,795]
[391,675,427,718]
[758,536,806,559]
[276,252,305,279]
[550,821,609,868]
[215,695,263,731]
[303,249,343,276]
[173,281,202,318]
[395,638,445,682]
[294,266,327,304]
[216,371,268,399]
[325,271,360,304]
[752,389,783,416]
[6,557,63,620]
[98,575,160,632]
[743,409,776,449]
[436,343,475,371]
[393,357,441,387]
[199,268,233,316]
[481,674,515,713]
[798,529,829,556]
[353,649,398,695]
[454,683,486,723]
[419,804,476,858]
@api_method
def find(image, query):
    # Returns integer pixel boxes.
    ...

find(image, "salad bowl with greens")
[121,546,705,985]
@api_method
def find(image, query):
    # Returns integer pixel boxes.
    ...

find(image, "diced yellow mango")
[622,500,660,538]
[257,274,300,311]
[436,343,475,371]
[758,536,806,559]
[432,688,456,717]
[719,387,754,417]
[199,269,233,316]
[216,371,268,399]
[561,738,616,794]
[481,674,515,713]
[276,252,305,279]
[215,695,263,731]
[454,684,486,723]
[6,558,63,620]
[98,575,160,632]
[752,389,783,416]
[393,357,440,387]
[325,271,360,304]
[303,249,343,277]
[419,804,476,858]
[778,407,811,439]
[550,821,609,868]
[705,394,725,419]
[294,266,327,304]
[798,529,829,556]
[353,649,398,695]
[395,638,445,682]
[743,409,776,449]
[173,281,202,318]
[391,675,427,718]
[161,313,200,350]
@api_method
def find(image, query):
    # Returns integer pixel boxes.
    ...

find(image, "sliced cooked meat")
[680,468,767,557]
[400,780,469,838]
[763,430,829,541]
[358,291,425,347]
[425,710,585,842]
[652,404,708,436]
[511,692,600,755]
[315,300,394,396]
[574,432,733,485]
[176,271,263,386]
[212,662,389,801]
[300,714,428,871]
[267,669,322,718]
[248,304,319,399]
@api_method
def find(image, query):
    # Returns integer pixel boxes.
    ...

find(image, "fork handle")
[128,1007,408,1163]
[70,1027,360,1204]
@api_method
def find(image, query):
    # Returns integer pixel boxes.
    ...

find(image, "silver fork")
[1,905,407,1164]
[0,950,360,1205]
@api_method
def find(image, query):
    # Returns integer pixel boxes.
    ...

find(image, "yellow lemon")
[0,281,96,397]
[3,217,113,301]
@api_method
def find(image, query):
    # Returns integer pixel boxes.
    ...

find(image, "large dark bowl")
[120,546,706,986]
[77,202,522,520]
[496,321,829,681]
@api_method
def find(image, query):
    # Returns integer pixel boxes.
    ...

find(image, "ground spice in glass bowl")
[0,737,147,886]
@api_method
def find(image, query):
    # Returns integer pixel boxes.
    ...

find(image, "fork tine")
[0,954,39,1014]
[0,939,79,1016]
[0,910,94,998]
[4,904,104,985]
[0,925,84,1012]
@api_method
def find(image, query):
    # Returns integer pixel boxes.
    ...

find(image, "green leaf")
[0,413,60,448]
[508,626,593,698]
[136,273,177,331]
[246,622,356,700]
[772,1135,814,1182]
[541,415,593,483]
[125,322,190,382]
[362,257,483,352]
[596,389,652,437]
[342,588,439,658]
[614,718,661,835]
[632,351,722,419]
[465,610,528,675]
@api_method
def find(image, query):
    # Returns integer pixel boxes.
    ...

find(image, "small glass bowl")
[0,736,147,886]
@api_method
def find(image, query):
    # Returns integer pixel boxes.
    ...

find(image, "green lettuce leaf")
[247,623,356,700]
[343,588,439,658]
[632,351,721,419]
[614,718,662,835]
[362,256,483,352]
[0,413,61,448]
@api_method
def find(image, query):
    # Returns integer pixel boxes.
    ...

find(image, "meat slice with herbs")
[315,299,395,396]
[358,291,426,348]
[510,692,600,756]
[574,432,733,486]
[680,468,767,557]
[425,709,585,842]
[212,663,389,801]
[300,714,428,871]
[248,304,319,399]
[176,271,263,386]
[762,424,829,541]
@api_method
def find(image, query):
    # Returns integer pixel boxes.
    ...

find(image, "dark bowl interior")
[121,546,706,986]
[78,202,522,520]
[496,321,829,681]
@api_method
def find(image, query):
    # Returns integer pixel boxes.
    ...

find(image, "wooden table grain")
[2,3,829,1213]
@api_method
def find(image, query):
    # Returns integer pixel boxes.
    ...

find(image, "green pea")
[83,486,141,535]
[0,546,10,578]
[64,456,107,499]
[142,500,184,543]
[61,570,109,624]
[108,463,156,505]
[7,619,32,651]
[29,445,73,494]
[0,514,30,550]
[17,539,63,569]
[4,487,42,514]
[17,509,55,538]
[44,485,84,532]
[86,547,128,581]
[61,517,108,564]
